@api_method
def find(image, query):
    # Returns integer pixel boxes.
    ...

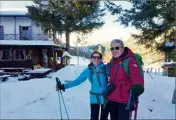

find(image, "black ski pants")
[108,101,130,120]
[90,103,110,120]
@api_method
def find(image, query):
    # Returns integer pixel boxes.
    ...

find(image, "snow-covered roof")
[0,40,58,46]
[62,51,72,58]
[0,10,28,17]
[162,62,176,68]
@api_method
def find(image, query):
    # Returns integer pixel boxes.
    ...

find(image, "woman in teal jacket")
[56,51,109,120]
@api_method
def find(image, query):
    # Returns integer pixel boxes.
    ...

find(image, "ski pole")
[56,77,69,120]
[126,90,133,120]
[56,78,63,120]
[134,96,139,120]
[126,89,139,120]
[134,103,138,120]
[126,89,133,110]
[129,111,132,120]
[59,90,69,120]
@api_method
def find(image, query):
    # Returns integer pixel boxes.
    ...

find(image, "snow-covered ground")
[0,56,175,119]
[69,55,90,65]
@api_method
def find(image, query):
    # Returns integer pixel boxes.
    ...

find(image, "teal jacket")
[63,62,108,104]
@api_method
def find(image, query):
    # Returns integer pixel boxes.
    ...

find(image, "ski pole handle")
[56,77,61,86]
[56,77,65,92]
[126,89,132,110]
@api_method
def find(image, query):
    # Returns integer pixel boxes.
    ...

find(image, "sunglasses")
[91,56,102,59]
[110,46,121,51]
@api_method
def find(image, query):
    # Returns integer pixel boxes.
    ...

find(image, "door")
[19,26,32,40]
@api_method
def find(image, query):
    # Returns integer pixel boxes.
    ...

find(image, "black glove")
[56,77,65,91]
[102,83,115,97]
[130,84,144,96]
[56,84,65,91]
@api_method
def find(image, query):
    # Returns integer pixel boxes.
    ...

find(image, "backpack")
[108,53,144,77]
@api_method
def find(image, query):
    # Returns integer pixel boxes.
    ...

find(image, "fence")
[143,67,167,76]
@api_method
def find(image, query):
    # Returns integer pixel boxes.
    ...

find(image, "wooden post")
[150,68,152,73]
[52,47,56,71]
[172,46,176,104]
[172,30,176,104]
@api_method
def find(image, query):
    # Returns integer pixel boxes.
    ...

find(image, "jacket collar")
[111,47,134,63]
[88,62,104,70]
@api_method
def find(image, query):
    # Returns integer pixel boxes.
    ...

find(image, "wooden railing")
[0,34,51,40]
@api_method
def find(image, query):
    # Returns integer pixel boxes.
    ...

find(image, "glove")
[102,83,115,97]
[56,84,65,91]
[55,77,65,91]
[130,84,144,96]
[107,83,115,91]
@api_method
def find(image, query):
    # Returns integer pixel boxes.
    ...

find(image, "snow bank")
[62,51,72,58]
[50,65,86,82]
[69,56,90,65]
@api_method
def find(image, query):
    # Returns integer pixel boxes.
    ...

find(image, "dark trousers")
[90,104,110,120]
[109,101,130,120]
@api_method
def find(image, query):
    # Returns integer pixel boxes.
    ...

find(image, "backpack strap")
[89,65,108,83]
[123,57,132,77]
[102,65,108,83]
[107,58,132,77]
[91,68,102,105]
[106,60,113,77]
[107,60,113,71]
[88,66,94,84]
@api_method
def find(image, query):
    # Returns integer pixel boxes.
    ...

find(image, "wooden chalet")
[0,10,68,72]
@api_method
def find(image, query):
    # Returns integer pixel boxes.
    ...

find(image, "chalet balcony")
[0,34,51,40]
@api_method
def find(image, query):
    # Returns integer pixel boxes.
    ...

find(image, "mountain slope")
[101,39,164,67]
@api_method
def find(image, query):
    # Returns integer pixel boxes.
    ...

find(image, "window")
[1,49,12,60]
[22,27,28,30]
[0,26,4,40]
[20,26,32,40]
[13,49,26,60]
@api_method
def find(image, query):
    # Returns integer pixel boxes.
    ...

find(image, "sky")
[0,1,138,45]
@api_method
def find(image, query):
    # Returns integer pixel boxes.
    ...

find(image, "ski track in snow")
[7,92,52,114]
